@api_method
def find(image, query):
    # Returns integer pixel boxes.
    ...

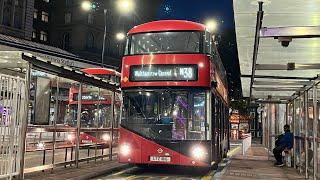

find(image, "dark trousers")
[273,145,286,163]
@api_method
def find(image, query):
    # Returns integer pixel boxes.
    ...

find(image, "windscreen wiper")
[127,95,147,119]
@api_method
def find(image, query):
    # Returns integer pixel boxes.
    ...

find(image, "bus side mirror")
[211,81,217,88]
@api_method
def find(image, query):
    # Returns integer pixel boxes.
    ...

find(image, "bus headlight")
[102,133,111,142]
[120,143,131,156]
[37,142,45,149]
[191,145,206,160]
[67,134,75,142]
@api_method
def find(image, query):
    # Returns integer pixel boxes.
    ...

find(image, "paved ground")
[23,159,129,180]
[94,145,242,180]
[215,146,306,180]
[94,166,211,180]
[17,141,307,180]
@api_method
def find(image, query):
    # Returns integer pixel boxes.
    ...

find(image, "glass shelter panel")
[294,97,303,168]
[307,90,314,174]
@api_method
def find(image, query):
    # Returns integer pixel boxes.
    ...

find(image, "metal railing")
[0,74,27,179]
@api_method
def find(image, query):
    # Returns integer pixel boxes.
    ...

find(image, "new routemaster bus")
[119,20,229,167]
[66,68,121,144]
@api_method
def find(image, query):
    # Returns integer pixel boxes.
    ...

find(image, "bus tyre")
[211,163,218,170]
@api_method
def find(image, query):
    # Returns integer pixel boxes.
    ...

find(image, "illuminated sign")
[73,93,107,101]
[130,65,198,81]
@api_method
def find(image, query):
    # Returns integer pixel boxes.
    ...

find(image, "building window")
[14,10,22,28]
[34,9,38,19]
[40,31,48,41]
[88,13,93,24]
[66,0,72,6]
[65,12,71,24]
[2,7,11,26]
[41,11,49,22]
[86,33,94,48]
[63,33,71,50]
[32,31,37,39]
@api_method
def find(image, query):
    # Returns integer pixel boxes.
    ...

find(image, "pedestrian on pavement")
[273,124,293,167]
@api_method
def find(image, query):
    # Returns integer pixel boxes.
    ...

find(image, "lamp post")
[81,0,134,67]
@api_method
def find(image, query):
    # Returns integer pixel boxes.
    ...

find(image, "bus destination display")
[130,65,198,81]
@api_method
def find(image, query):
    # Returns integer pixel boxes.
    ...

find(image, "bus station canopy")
[233,0,320,101]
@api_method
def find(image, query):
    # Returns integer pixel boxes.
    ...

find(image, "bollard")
[242,134,252,155]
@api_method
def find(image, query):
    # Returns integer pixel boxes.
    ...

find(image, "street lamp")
[116,0,135,14]
[116,32,126,41]
[81,0,134,67]
[81,1,92,11]
[205,19,218,33]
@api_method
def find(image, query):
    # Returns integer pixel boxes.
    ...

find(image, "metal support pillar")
[101,9,108,67]
[312,85,318,180]
[304,92,308,178]
[249,1,264,100]
[51,77,59,170]
[19,63,31,179]
[109,91,115,160]
[293,99,296,168]
[285,103,289,124]
[75,83,82,168]
[267,101,272,159]
[95,88,101,162]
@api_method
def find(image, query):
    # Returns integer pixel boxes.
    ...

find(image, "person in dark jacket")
[273,124,293,167]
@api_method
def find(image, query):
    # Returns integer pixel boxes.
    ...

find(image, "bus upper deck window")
[124,38,130,55]
[204,31,213,55]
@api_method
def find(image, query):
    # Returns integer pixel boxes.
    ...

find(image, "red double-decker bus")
[119,20,229,168]
[66,68,121,144]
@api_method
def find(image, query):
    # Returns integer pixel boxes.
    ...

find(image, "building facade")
[32,0,50,44]
[0,0,163,68]
[0,0,33,39]
[49,0,163,68]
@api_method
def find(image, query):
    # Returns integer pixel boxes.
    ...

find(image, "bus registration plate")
[150,156,171,162]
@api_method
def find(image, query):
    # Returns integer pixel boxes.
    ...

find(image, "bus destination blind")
[130,64,198,81]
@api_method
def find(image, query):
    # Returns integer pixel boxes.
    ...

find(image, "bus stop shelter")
[234,0,320,179]
[0,36,120,179]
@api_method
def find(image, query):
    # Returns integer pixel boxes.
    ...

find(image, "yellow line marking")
[227,146,241,157]
[201,170,216,180]
[126,175,136,180]
[111,167,136,176]
[160,177,169,180]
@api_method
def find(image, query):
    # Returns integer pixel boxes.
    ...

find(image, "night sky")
[155,0,242,99]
